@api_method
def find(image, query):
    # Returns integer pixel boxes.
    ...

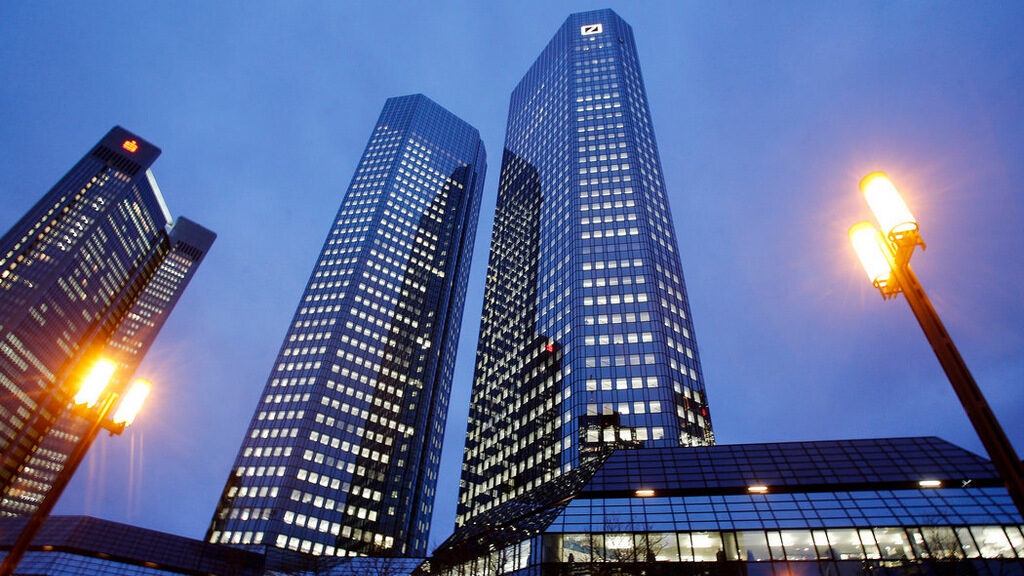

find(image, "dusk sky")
[1,2,1022,551]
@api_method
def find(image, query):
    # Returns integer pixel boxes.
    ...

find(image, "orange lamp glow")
[849,222,893,287]
[111,379,151,426]
[860,172,917,238]
[122,140,139,153]
[919,479,942,488]
[634,489,655,497]
[748,485,769,494]
[74,359,116,407]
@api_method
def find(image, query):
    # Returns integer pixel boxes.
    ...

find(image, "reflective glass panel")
[766,531,784,560]
[542,534,561,562]
[956,526,980,558]
[781,530,817,560]
[827,528,863,560]
[562,533,593,562]
[874,527,914,560]
[970,526,1016,558]
[678,531,694,561]
[690,531,723,561]
[1006,526,1024,556]
[649,532,680,561]
[736,531,771,561]
[921,526,963,559]
[811,529,831,559]
[907,527,930,558]
[605,533,634,562]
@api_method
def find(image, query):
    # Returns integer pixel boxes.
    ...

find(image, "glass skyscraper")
[0,126,215,517]
[207,95,486,559]
[457,9,713,526]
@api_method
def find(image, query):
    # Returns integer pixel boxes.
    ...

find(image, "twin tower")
[207,9,713,557]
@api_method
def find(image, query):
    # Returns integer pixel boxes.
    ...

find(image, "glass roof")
[430,437,1007,564]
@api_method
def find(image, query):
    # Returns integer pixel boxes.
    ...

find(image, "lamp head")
[74,359,116,407]
[111,379,151,426]
[849,221,893,288]
[860,172,918,240]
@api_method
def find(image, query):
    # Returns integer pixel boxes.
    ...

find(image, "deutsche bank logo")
[581,23,603,36]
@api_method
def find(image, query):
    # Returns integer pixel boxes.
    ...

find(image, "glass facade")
[207,95,486,558]
[458,9,712,526]
[0,127,215,517]
[429,437,1024,575]
[0,515,264,575]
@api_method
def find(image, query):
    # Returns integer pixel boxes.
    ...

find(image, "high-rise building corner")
[0,126,215,517]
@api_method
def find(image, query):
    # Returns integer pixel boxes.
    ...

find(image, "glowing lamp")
[111,379,151,426]
[74,359,116,407]
[841,168,1024,526]
[849,222,892,287]
[860,172,917,238]
[748,485,769,494]
[634,488,655,497]
[122,140,139,153]
[545,343,555,353]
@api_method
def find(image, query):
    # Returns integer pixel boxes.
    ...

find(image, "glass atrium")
[430,437,1024,575]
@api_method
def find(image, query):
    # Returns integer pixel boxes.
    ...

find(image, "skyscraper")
[207,95,486,558]
[457,9,713,525]
[0,126,215,516]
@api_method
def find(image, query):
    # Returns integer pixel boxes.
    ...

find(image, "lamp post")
[0,359,151,576]
[848,172,1024,518]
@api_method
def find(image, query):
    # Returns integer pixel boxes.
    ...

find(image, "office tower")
[0,126,215,516]
[457,9,713,524]
[207,95,485,558]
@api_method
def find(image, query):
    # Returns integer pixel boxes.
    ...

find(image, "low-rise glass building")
[0,515,263,575]
[0,515,427,575]
[427,437,1024,575]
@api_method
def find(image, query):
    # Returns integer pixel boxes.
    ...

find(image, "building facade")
[0,515,264,576]
[431,437,1024,575]
[458,9,713,525]
[207,95,486,558]
[0,126,215,517]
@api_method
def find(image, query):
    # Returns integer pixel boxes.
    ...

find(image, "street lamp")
[848,172,1024,518]
[0,359,152,576]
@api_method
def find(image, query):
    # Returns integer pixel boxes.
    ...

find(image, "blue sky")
[1,1,1022,550]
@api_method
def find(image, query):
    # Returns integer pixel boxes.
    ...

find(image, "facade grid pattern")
[0,515,264,575]
[458,8,713,527]
[208,94,485,559]
[0,127,213,518]
[429,437,1024,575]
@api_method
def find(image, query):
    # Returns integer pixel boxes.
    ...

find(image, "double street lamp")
[848,172,1024,518]
[0,359,151,576]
